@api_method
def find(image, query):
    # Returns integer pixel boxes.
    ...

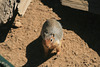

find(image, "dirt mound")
[0,0,100,67]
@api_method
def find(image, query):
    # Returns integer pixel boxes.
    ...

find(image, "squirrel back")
[41,19,63,42]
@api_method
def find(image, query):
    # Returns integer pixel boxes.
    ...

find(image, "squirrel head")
[43,34,55,49]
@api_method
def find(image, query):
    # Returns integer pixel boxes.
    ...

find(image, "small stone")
[39,3,42,5]
[13,21,22,28]
[48,8,53,11]
[34,29,37,32]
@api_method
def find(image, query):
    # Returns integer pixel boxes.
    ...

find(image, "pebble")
[48,8,53,11]
[13,21,22,28]
[34,29,37,32]
[39,2,42,5]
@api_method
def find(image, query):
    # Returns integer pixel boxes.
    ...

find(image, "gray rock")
[61,0,100,15]
[0,0,32,26]
[0,0,18,25]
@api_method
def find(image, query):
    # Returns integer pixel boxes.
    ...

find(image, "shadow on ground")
[87,0,100,15]
[23,36,56,67]
[0,8,18,43]
[41,0,100,56]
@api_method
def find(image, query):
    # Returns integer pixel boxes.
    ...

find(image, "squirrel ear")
[52,34,55,37]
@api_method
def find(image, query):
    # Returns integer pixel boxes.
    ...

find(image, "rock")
[0,0,32,26]
[34,29,37,32]
[60,0,100,15]
[13,21,22,28]
[0,0,18,25]
[18,0,32,16]
[61,0,88,11]
[39,2,42,5]
[48,8,53,11]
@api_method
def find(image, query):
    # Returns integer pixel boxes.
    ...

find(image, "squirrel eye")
[50,38,53,42]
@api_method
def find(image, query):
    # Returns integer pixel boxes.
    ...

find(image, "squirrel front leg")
[42,40,49,57]
[56,40,62,55]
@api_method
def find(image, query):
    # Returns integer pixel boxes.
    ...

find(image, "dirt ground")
[0,0,100,67]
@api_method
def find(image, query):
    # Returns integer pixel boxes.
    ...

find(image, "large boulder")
[0,0,17,25]
[61,0,100,15]
[0,0,31,26]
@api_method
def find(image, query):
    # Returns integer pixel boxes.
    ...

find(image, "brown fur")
[42,38,62,57]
